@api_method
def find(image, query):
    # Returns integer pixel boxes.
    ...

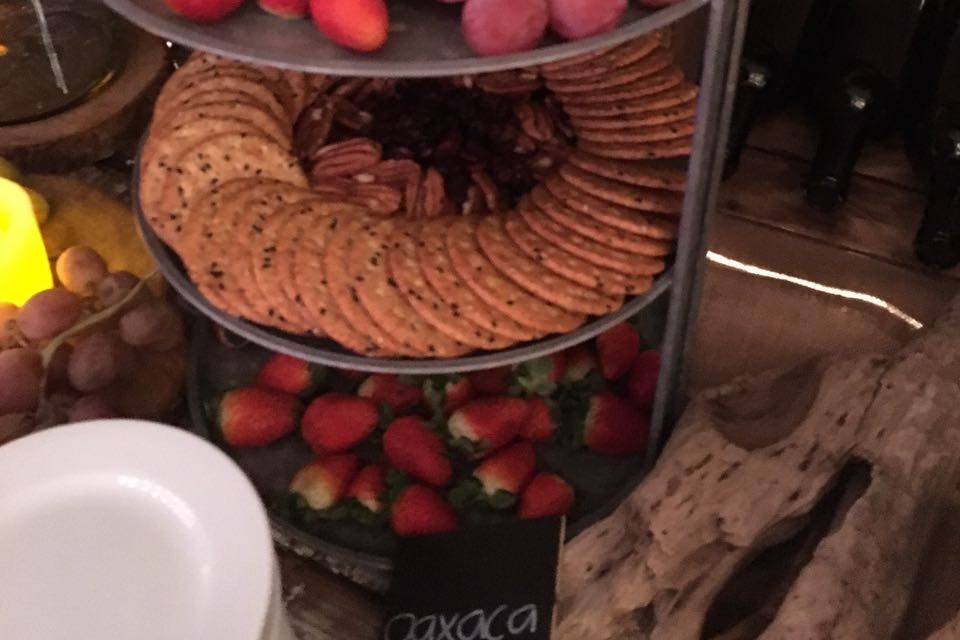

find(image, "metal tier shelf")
[100,0,707,77]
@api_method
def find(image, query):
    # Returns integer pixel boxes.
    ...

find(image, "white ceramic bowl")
[0,420,279,640]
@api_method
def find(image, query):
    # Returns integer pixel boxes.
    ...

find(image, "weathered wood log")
[557,295,960,640]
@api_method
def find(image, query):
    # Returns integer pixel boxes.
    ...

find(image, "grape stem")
[39,271,159,368]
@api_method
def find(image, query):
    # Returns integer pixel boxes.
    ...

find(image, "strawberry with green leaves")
[449,441,537,510]
[301,393,380,453]
[254,353,326,396]
[422,375,474,419]
[289,453,359,510]
[215,387,301,447]
[467,366,511,395]
[512,353,568,396]
[628,350,661,413]
[357,374,423,412]
[596,322,641,380]
[447,396,529,457]
[519,472,575,519]
[583,392,649,455]
[521,397,555,442]
[346,464,386,514]
[383,416,452,487]
[562,345,597,383]
[391,484,459,536]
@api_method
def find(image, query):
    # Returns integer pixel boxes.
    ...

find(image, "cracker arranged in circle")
[518,200,665,276]
[417,218,543,342]
[389,226,515,349]
[149,100,291,149]
[531,186,673,256]
[476,216,622,315]
[554,167,684,217]
[566,153,687,192]
[349,218,470,358]
[545,175,679,238]
[446,217,585,333]
[504,215,653,296]
[252,198,330,333]
[547,49,672,95]
[156,132,307,249]
[220,182,316,326]
[541,36,662,81]
[156,75,291,133]
[575,118,697,145]
[554,67,685,106]
[293,214,384,355]
[324,214,420,356]
[579,138,693,160]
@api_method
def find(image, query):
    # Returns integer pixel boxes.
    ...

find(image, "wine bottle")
[724,0,846,178]
[805,0,924,211]
[914,6,960,268]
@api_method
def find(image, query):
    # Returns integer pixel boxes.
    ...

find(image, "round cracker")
[531,186,673,256]
[518,200,665,276]
[389,226,515,350]
[293,214,384,355]
[575,118,697,144]
[566,153,687,192]
[475,216,622,315]
[541,36,662,81]
[446,217,585,333]
[156,74,290,132]
[545,175,679,237]
[417,218,543,342]
[504,215,653,295]
[324,214,419,356]
[579,138,693,160]
[547,49,672,95]
[155,131,307,249]
[553,168,684,217]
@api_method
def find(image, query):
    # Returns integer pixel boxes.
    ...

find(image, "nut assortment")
[139,32,698,359]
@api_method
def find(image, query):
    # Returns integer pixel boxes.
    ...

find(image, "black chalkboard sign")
[383,517,565,640]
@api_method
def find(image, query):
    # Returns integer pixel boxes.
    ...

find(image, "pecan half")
[419,168,446,218]
[310,138,383,178]
[295,98,336,160]
[332,97,373,131]
[470,168,502,212]
[473,70,543,95]
[346,183,403,216]
[514,102,556,143]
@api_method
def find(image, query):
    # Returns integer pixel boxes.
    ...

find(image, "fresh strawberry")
[309,0,389,52]
[358,374,423,412]
[301,393,379,453]
[216,387,300,447]
[596,322,641,380]
[447,396,529,457]
[583,392,649,455]
[627,350,661,413]
[443,376,474,413]
[391,484,459,536]
[163,0,243,23]
[257,0,308,19]
[383,416,452,486]
[254,353,324,396]
[346,464,385,513]
[467,366,511,395]
[519,472,575,519]
[513,352,568,396]
[289,453,359,510]
[474,442,536,496]
[521,397,555,442]
[562,345,597,383]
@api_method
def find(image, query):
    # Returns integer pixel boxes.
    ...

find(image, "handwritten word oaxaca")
[384,604,539,640]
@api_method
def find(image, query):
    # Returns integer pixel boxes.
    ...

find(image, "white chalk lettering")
[384,613,416,640]
[385,604,541,640]
[507,605,537,635]
[482,605,508,640]
[457,609,485,640]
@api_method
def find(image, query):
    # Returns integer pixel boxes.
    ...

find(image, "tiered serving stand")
[103,0,749,585]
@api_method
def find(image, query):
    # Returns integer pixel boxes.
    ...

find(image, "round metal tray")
[101,0,707,77]
[186,319,658,589]
[135,185,673,373]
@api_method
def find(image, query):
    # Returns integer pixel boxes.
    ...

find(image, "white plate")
[0,420,275,640]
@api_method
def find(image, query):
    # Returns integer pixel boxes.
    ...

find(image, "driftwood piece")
[557,295,960,640]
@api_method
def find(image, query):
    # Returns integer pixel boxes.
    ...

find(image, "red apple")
[163,0,244,23]
[548,0,626,40]
[309,0,389,52]
[257,0,308,18]
[461,0,549,56]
